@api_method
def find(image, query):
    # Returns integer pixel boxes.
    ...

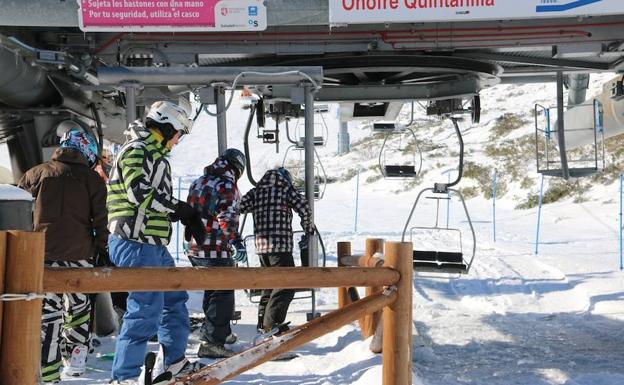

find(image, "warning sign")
[78,0,266,32]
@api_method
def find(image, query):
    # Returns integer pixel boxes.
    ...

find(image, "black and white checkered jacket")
[239,170,313,254]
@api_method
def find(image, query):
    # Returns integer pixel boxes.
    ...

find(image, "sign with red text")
[330,0,624,25]
[78,0,266,31]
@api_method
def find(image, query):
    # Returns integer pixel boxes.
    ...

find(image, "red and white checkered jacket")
[186,159,241,259]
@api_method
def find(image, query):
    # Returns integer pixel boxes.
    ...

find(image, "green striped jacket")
[107,122,178,246]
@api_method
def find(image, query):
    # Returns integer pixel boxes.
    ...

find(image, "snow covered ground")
[5,74,624,384]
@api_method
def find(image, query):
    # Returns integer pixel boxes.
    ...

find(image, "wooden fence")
[0,231,412,385]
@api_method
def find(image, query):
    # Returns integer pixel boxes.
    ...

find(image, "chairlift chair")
[402,188,476,274]
[314,104,330,114]
[377,123,423,179]
[239,214,326,304]
[291,114,329,148]
[372,122,398,132]
[401,117,475,274]
[281,145,327,200]
[534,99,605,178]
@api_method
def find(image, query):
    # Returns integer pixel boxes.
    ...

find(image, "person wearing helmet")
[239,167,313,334]
[185,148,246,359]
[18,124,108,383]
[94,147,113,182]
[107,101,204,384]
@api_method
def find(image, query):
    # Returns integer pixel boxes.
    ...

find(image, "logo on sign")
[248,6,258,16]
[221,8,228,16]
[536,0,602,12]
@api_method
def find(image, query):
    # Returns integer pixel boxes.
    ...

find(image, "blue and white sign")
[330,0,624,25]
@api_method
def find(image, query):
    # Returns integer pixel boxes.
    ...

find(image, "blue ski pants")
[109,235,189,381]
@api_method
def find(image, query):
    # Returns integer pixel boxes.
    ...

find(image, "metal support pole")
[304,86,317,267]
[125,84,137,127]
[354,168,360,232]
[304,85,319,319]
[338,121,350,155]
[446,173,451,229]
[492,169,497,242]
[535,174,545,255]
[556,72,570,180]
[216,87,228,155]
[176,176,182,262]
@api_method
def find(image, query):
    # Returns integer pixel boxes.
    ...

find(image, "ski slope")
[6,75,624,384]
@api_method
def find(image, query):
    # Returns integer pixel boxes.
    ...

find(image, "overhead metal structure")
[97,66,325,87]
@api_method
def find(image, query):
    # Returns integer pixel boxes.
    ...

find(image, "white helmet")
[146,101,193,135]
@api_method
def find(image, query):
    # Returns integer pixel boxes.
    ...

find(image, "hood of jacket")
[125,120,169,154]
[204,157,237,181]
[51,147,90,168]
[257,169,289,188]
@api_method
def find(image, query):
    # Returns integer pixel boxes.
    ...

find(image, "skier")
[94,147,113,182]
[239,167,314,333]
[107,101,205,384]
[185,148,247,359]
[18,122,108,383]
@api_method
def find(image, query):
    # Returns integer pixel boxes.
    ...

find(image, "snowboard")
[253,322,299,361]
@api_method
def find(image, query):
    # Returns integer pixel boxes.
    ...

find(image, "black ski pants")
[188,256,235,346]
[258,252,296,331]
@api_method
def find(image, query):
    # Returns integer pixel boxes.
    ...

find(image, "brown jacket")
[18,148,109,262]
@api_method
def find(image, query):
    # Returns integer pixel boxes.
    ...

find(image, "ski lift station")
[2,1,624,384]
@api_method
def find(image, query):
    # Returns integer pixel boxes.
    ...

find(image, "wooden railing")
[0,232,413,385]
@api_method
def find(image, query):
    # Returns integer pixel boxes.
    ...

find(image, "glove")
[170,201,196,222]
[231,239,248,263]
[298,234,308,251]
[184,213,206,244]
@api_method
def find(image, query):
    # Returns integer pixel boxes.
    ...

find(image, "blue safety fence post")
[354,168,361,232]
[619,174,624,271]
[535,174,545,255]
[176,176,182,262]
[492,169,497,242]
[446,172,451,228]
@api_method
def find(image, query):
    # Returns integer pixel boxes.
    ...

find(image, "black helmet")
[222,148,246,179]
[277,167,293,184]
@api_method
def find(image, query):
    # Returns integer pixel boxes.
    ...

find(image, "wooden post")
[184,290,397,385]
[337,241,351,309]
[0,231,6,351]
[338,254,384,268]
[0,231,45,385]
[363,238,385,338]
[336,241,365,331]
[382,241,413,385]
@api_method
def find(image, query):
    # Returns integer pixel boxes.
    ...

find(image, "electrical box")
[198,86,216,104]
[610,77,624,101]
[426,99,464,116]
